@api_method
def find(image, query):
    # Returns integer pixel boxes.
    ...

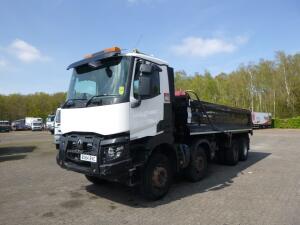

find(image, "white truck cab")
[31,120,43,131]
[60,48,169,139]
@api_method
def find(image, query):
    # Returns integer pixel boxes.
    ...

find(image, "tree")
[174,51,300,119]
[0,92,66,121]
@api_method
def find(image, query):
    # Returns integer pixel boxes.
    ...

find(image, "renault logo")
[77,139,83,150]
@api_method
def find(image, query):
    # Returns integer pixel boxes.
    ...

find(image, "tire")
[50,130,54,135]
[55,144,60,150]
[184,144,208,182]
[140,153,172,200]
[239,138,249,161]
[215,149,225,164]
[85,175,106,185]
[225,140,239,166]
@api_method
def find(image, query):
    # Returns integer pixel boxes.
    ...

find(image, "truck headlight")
[103,145,125,162]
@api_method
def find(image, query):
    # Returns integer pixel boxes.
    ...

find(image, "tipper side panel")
[174,95,252,137]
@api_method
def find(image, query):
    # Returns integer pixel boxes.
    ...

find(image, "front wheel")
[140,153,172,200]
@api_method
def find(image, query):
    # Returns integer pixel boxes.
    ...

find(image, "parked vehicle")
[56,47,252,200]
[54,108,62,149]
[31,120,43,131]
[25,117,41,130]
[11,119,27,131]
[252,112,272,128]
[46,114,55,134]
[0,120,10,132]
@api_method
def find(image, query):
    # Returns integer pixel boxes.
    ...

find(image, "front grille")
[64,134,99,167]
[66,150,91,167]
[70,141,77,150]
[68,141,94,151]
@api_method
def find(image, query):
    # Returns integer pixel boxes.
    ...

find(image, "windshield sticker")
[119,86,125,95]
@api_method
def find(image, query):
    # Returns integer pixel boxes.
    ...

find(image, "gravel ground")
[0,129,300,225]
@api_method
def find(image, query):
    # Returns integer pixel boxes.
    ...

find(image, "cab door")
[129,59,164,140]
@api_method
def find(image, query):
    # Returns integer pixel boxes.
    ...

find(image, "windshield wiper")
[62,98,86,108]
[85,94,118,107]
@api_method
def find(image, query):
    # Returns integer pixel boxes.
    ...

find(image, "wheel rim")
[152,166,168,188]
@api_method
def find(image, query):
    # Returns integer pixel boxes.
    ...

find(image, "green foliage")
[0,92,66,121]
[274,117,300,128]
[175,51,300,119]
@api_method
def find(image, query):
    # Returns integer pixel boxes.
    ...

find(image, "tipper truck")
[57,47,252,200]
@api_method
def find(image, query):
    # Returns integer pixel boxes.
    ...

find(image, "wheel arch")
[150,143,178,174]
[232,132,250,149]
[191,137,212,161]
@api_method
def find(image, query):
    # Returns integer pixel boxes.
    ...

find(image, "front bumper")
[32,127,42,131]
[54,134,61,144]
[56,133,136,185]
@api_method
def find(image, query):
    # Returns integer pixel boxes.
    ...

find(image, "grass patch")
[273,116,300,128]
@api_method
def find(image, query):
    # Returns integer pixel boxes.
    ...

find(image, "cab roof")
[125,52,168,65]
[67,47,169,70]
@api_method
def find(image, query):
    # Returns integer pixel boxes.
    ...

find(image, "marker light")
[84,46,121,59]
[104,46,121,53]
[84,54,93,59]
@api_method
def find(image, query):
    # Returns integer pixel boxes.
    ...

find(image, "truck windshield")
[47,116,55,122]
[67,56,130,101]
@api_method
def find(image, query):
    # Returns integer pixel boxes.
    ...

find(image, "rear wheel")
[239,138,249,161]
[85,175,106,185]
[140,153,172,200]
[225,140,239,166]
[215,149,225,164]
[55,144,60,150]
[184,144,208,182]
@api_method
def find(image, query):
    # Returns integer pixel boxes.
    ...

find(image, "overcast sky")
[0,0,300,94]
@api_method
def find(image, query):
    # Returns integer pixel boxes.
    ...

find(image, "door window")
[133,60,161,99]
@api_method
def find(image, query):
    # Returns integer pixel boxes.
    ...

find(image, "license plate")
[80,154,97,162]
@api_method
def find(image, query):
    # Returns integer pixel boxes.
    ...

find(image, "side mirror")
[130,76,151,108]
[140,64,153,74]
[139,76,151,97]
[140,63,162,74]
